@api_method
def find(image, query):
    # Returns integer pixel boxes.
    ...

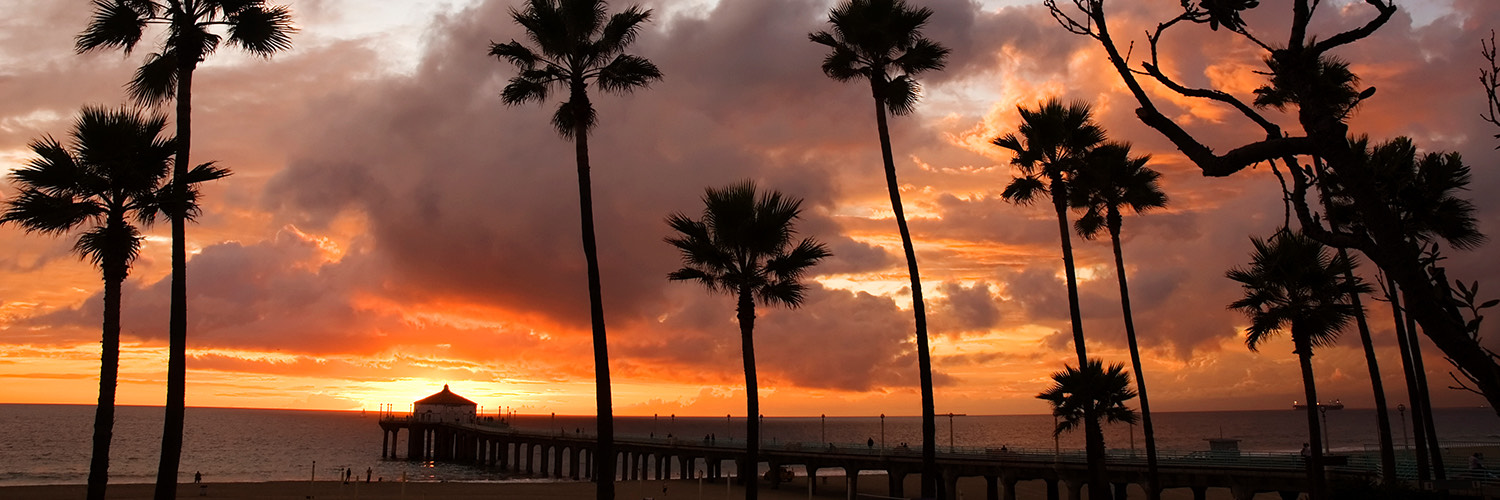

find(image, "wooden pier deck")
[378,417,1382,500]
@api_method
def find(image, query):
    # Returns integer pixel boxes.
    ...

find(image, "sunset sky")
[1,0,1497,418]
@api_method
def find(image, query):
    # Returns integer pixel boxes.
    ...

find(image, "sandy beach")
[0,476,1289,500]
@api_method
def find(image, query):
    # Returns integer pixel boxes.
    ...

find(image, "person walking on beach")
[194,471,201,484]
[366,467,372,483]
[867,437,875,449]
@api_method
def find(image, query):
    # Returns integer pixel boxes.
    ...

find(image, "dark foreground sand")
[0,475,1286,500]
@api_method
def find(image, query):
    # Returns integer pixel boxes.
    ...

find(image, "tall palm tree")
[994,99,1105,366]
[666,181,830,500]
[809,3,948,495]
[1333,251,1397,484]
[1036,358,1138,500]
[1323,136,1484,482]
[2,106,225,500]
[491,2,661,497]
[1226,231,1366,500]
[1069,141,1167,499]
[76,4,292,496]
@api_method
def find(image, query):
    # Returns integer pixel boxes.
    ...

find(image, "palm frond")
[883,75,920,116]
[1001,175,1048,206]
[596,54,662,94]
[127,49,179,105]
[811,32,866,82]
[183,161,231,184]
[226,4,295,57]
[756,279,808,309]
[490,40,542,70]
[76,0,149,54]
[15,136,83,197]
[892,37,948,76]
[1073,206,1106,240]
[500,68,561,106]
[596,5,651,57]
[74,223,143,269]
[765,238,831,282]
[552,99,597,138]
[206,0,259,13]
[1,189,102,235]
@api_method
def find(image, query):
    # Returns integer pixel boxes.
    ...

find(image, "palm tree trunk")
[1404,304,1446,481]
[1106,224,1158,499]
[155,57,196,500]
[89,259,126,500]
[1388,279,1431,479]
[1294,337,1327,500]
[737,288,759,500]
[1051,175,1087,366]
[1336,253,1395,484]
[1083,417,1108,500]
[570,85,615,500]
[869,81,937,499]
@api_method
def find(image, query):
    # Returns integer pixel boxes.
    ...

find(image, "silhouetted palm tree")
[77,4,292,496]
[1324,136,1485,482]
[809,2,948,495]
[1226,231,1366,500]
[2,106,225,500]
[666,181,829,500]
[490,2,661,497]
[1036,358,1138,500]
[1070,141,1166,499]
[994,99,1105,366]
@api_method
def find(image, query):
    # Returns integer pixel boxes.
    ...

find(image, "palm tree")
[994,99,1105,366]
[1069,141,1167,499]
[490,2,661,497]
[666,181,830,500]
[1036,358,1138,500]
[1226,231,1366,500]
[76,4,292,496]
[2,106,225,500]
[1323,136,1485,482]
[809,2,948,495]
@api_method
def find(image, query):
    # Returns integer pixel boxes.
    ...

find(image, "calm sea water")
[1,404,1495,486]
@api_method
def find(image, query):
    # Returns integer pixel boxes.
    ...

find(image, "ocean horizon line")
[2,402,1490,417]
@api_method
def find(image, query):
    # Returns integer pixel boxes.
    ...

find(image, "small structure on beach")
[415,384,476,424]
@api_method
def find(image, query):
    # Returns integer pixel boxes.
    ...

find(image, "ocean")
[1,404,1495,486]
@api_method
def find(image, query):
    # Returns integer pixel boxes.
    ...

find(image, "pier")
[378,417,1381,500]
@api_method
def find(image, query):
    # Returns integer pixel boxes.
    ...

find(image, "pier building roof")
[415,384,476,407]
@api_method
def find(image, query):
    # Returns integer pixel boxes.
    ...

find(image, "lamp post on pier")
[879,414,885,453]
[821,414,826,445]
[941,413,966,452]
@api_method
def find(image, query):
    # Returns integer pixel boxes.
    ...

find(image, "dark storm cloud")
[4,0,1498,410]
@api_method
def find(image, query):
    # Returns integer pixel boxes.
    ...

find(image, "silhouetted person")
[194,471,200,484]
[366,467,372,483]
[867,437,875,449]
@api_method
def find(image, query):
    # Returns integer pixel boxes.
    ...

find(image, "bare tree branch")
[1483,30,1500,147]
[1310,1,1397,55]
